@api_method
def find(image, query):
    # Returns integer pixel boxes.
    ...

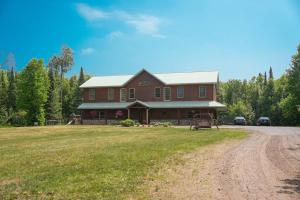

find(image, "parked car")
[257,117,271,126]
[233,116,247,125]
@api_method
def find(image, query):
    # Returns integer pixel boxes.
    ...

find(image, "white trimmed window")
[108,88,115,100]
[89,88,96,100]
[199,86,207,98]
[177,86,184,98]
[99,111,105,119]
[163,87,171,101]
[154,87,161,98]
[129,88,135,99]
[120,88,127,102]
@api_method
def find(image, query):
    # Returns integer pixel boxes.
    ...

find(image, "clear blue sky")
[1,0,300,80]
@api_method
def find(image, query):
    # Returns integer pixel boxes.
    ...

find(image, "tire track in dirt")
[149,127,300,200]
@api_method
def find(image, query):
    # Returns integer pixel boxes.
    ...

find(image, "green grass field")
[0,126,247,199]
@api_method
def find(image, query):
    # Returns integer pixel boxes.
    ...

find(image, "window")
[154,87,161,98]
[199,86,206,98]
[129,88,135,99]
[177,86,184,98]
[89,88,96,100]
[99,111,105,119]
[163,87,171,101]
[108,88,115,100]
[120,88,127,102]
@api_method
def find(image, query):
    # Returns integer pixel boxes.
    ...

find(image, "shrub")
[120,119,135,127]
[10,111,27,126]
[152,122,172,127]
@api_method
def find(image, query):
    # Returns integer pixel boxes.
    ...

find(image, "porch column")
[177,109,180,125]
[127,108,130,119]
[146,108,149,124]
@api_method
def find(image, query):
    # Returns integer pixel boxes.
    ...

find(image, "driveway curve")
[213,126,300,200]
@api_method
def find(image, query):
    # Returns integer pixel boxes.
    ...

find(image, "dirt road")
[151,126,300,200]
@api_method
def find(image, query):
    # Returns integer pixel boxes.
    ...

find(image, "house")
[78,69,226,126]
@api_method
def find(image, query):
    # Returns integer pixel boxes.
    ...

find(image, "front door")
[138,109,146,124]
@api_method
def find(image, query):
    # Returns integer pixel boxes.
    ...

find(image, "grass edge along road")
[0,126,247,199]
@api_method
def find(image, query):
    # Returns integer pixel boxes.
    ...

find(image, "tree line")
[219,44,300,126]
[0,47,89,126]
[0,44,299,126]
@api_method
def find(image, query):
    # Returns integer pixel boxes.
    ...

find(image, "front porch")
[79,100,226,126]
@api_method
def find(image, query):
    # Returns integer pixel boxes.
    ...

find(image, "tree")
[17,59,49,125]
[45,66,61,120]
[269,66,274,80]
[228,101,255,124]
[2,52,16,70]
[264,71,267,86]
[0,70,8,110]
[0,70,9,124]
[8,68,17,112]
[72,67,85,114]
[48,46,74,118]
[280,44,300,125]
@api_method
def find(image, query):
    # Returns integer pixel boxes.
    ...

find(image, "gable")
[79,69,219,88]
[123,69,165,87]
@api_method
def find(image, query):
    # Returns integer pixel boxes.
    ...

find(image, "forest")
[219,45,300,125]
[0,45,299,126]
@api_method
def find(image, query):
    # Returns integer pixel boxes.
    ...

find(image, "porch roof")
[78,101,226,111]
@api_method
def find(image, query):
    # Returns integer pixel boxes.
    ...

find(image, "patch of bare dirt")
[148,127,300,200]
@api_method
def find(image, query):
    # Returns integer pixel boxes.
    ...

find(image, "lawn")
[0,126,247,199]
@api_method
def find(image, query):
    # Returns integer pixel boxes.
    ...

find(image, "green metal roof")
[78,101,226,111]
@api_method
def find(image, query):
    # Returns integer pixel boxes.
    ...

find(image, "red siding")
[83,71,216,102]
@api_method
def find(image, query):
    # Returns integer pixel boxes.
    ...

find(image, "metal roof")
[78,101,226,111]
[80,69,219,88]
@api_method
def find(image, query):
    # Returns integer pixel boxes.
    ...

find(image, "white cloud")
[108,31,123,40]
[76,3,108,21]
[81,47,96,55]
[76,3,165,38]
[124,15,165,38]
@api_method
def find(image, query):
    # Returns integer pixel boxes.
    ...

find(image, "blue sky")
[0,0,300,80]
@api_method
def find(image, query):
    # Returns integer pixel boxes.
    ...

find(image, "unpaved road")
[151,126,300,200]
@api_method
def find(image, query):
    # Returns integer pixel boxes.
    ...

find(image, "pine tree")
[264,71,267,86]
[0,70,8,109]
[8,68,17,112]
[45,66,61,120]
[269,66,274,80]
[72,67,85,114]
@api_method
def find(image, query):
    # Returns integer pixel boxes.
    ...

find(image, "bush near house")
[120,119,135,127]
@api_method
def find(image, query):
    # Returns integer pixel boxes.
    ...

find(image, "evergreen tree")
[0,70,8,109]
[17,59,49,125]
[269,66,274,80]
[8,68,17,112]
[72,67,85,114]
[0,70,9,124]
[264,71,267,86]
[45,66,61,120]
[48,47,74,118]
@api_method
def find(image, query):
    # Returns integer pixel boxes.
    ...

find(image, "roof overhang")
[78,101,226,111]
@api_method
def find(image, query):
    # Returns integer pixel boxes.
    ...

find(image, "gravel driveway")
[151,126,300,200]
[213,126,300,200]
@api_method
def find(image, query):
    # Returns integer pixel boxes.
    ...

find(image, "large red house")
[78,69,225,125]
